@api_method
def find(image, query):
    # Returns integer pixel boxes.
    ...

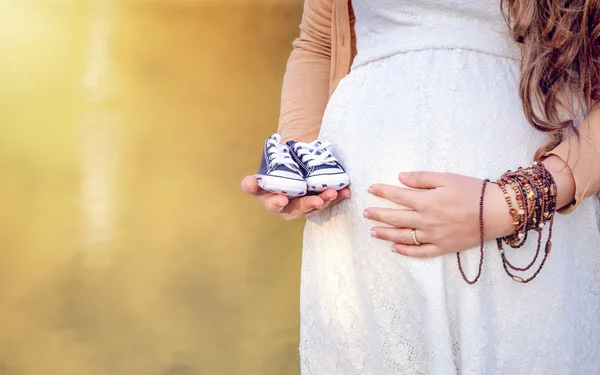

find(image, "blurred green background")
[0,1,305,374]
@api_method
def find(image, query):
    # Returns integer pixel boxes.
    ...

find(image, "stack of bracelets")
[457,161,558,284]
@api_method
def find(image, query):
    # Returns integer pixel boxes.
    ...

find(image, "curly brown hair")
[502,0,600,159]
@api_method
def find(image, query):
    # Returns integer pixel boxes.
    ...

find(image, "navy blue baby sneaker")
[287,140,350,193]
[255,134,307,197]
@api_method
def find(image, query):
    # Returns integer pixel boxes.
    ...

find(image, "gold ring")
[411,229,421,246]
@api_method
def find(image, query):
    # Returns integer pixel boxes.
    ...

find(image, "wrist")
[483,182,515,240]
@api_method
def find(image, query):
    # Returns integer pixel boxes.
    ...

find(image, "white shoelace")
[266,136,297,169]
[293,141,337,168]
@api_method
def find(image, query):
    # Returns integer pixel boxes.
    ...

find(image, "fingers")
[319,189,339,204]
[242,174,351,219]
[288,192,336,219]
[336,187,352,200]
[291,188,351,214]
[366,210,444,258]
[391,243,443,258]
[363,207,421,228]
[317,197,336,212]
[370,227,427,245]
[263,195,290,214]
[320,188,351,210]
[281,195,325,215]
[285,188,352,219]
[241,175,289,213]
[398,171,452,189]
[368,184,422,210]
[241,175,260,195]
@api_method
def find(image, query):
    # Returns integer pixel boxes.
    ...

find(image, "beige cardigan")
[277,0,600,213]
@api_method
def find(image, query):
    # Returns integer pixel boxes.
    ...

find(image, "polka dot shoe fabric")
[287,140,351,193]
[255,134,307,197]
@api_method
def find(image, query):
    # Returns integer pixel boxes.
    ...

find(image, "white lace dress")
[299,1,600,374]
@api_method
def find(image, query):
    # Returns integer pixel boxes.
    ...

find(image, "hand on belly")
[363,171,514,257]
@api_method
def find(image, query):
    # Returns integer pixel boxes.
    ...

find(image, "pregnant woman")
[242,1,600,373]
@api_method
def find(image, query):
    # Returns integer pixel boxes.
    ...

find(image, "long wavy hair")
[502,0,600,159]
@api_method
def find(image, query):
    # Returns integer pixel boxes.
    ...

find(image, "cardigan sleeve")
[544,108,600,214]
[277,0,333,143]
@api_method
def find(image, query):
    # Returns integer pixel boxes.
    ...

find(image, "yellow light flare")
[0,1,305,374]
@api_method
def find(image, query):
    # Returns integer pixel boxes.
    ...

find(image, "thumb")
[398,171,449,189]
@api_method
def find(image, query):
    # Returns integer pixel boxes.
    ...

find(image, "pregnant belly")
[319,49,546,198]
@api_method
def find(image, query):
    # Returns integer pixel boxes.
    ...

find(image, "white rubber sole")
[256,174,307,197]
[306,173,351,193]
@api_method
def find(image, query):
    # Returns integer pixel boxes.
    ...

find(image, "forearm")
[277,0,333,143]
[278,48,330,143]
[542,155,576,210]
[542,106,600,213]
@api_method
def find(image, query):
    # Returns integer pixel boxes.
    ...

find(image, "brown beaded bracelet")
[457,179,489,284]
[500,175,540,272]
[497,162,557,283]
[457,162,557,285]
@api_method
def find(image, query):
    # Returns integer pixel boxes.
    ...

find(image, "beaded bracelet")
[496,162,557,283]
[457,179,489,284]
[457,162,557,285]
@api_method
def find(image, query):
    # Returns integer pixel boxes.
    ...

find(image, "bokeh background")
[0,0,305,374]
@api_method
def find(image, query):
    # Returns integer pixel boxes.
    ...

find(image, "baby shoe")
[287,140,350,193]
[255,134,307,197]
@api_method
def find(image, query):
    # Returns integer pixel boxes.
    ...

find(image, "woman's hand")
[241,175,351,220]
[364,172,514,258]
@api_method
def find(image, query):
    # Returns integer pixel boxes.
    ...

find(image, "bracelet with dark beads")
[457,179,489,284]
[457,162,557,285]
[496,162,557,283]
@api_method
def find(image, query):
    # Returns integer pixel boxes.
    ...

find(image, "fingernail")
[363,210,370,218]
[368,186,374,194]
[398,172,409,180]
[391,246,398,253]
[370,230,377,238]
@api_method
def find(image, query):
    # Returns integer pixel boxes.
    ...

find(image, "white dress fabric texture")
[299,1,600,374]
